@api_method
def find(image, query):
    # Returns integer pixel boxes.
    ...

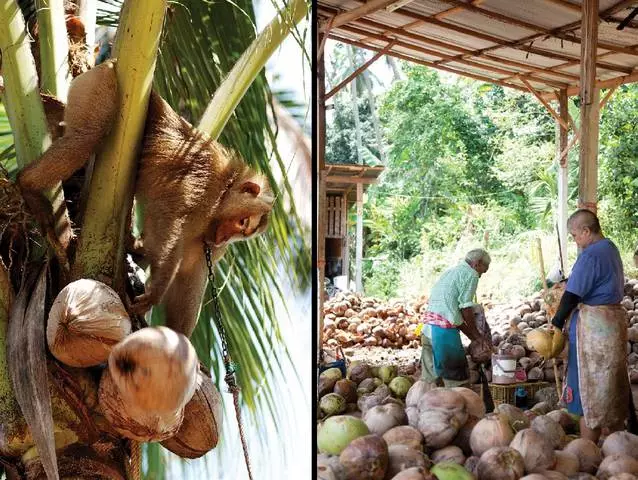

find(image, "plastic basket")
[488,381,551,406]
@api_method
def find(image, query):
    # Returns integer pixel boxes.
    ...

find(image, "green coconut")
[430,462,475,480]
[319,368,343,396]
[317,415,370,455]
[377,365,398,384]
[389,376,414,399]
[320,393,346,416]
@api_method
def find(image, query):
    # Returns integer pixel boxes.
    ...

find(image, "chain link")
[205,246,253,480]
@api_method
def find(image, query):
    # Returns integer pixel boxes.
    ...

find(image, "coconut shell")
[382,425,424,451]
[108,326,198,414]
[339,434,389,480]
[161,367,222,458]
[98,368,183,442]
[47,279,131,367]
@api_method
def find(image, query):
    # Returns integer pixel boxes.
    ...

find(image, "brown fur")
[18,61,273,337]
[131,92,274,336]
[17,60,118,256]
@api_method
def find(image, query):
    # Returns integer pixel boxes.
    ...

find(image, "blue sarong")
[421,324,469,383]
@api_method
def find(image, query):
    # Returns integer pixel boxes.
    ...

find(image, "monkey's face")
[203,177,273,249]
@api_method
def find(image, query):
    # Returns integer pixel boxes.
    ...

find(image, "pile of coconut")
[44,279,221,457]
[322,293,421,349]
[318,364,638,480]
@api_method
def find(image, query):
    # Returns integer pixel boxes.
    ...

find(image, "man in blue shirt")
[551,209,629,443]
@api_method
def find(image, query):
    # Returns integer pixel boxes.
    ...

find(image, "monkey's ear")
[240,181,261,196]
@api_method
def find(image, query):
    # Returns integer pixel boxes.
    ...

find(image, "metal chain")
[205,246,253,480]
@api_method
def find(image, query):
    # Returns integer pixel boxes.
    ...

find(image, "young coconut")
[46,279,131,367]
[160,367,222,459]
[108,326,198,414]
[98,368,183,442]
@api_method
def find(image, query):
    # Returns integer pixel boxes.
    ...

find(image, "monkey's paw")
[131,293,155,315]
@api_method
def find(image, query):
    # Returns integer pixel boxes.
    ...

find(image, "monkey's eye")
[239,217,250,230]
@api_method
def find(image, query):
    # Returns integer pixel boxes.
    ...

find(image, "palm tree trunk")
[363,73,385,164]
[348,45,362,164]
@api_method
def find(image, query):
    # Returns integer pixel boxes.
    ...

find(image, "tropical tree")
[0,0,309,478]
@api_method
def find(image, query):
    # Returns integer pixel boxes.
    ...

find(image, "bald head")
[567,209,601,234]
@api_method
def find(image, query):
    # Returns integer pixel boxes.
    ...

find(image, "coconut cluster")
[317,366,638,480]
[43,279,221,458]
[322,293,422,349]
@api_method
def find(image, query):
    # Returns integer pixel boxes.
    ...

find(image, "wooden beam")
[542,69,638,99]
[326,175,379,184]
[521,78,570,131]
[437,0,638,57]
[320,0,398,31]
[434,0,485,19]
[544,0,581,12]
[317,16,334,61]
[579,0,600,214]
[326,41,396,100]
[328,34,533,94]
[600,86,618,109]
[339,24,570,89]
[557,88,569,269]
[340,9,582,81]
[355,183,363,293]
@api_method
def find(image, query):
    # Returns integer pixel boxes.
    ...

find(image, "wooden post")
[318,33,327,359]
[342,194,350,286]
[355,182,364,293]
[578,0,600,214]
[557,89,569,267]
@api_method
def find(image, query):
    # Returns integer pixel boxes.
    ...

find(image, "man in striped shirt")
[420,249,491,387]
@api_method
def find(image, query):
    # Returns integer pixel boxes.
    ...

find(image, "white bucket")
[492,354,517,385]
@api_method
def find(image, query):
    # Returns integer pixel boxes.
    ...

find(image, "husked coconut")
[108,326,198,414]
[553,450,579,476]
[470,414,514,457]
[495,404,530,432]
[386,445,430,479]
[451,387,486,418]
[509,428,555,473]
[531,415,565,449]
[382,426,424,451]
[160,367,222,458]
[431,446,465,465]
[363,404,407,436]
[602,431,638,460]
[339,434,389,480]
[47,279,131,367]
[98,368,183,442]
[597,454,638,480]
[563,438,602,473]
[389,466,431,480]
[477,447,524,480]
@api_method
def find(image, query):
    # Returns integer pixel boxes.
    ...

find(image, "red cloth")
[421,311,455,329]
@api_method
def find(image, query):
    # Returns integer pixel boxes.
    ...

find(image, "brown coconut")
[98,368,183,442]
[108,326,198,414]
[382,425,424,451]
[597,454,638,480]
[386,445,430,479]
[470,414,514,457]
[160,367,222,458]
[339,434,389,480]
[509,428,555,473]
[334,379,358,403]
[476,446,525,480]
[46,279,131,367]
[563,438,602,473]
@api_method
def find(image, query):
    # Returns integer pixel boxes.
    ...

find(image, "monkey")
[16,59,274,338]
[17,59,118,257]
[130,91,274,336]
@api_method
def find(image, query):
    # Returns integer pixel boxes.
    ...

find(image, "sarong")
[574,304,630,429]
[420,325,469,387]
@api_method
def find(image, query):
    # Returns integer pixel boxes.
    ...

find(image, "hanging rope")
[205,246,253,480]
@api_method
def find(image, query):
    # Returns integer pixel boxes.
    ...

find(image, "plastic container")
[492,354,517,384]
